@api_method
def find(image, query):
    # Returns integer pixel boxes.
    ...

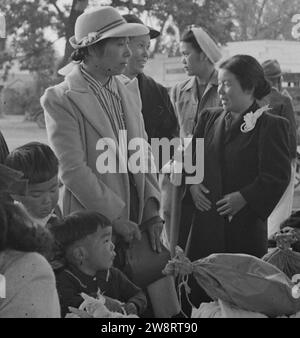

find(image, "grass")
[0,114,48,151]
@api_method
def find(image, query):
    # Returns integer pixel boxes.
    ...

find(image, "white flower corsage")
[81,31,99,46]
[240,105,271,133]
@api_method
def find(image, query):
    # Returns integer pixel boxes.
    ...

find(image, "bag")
[263,248,300,279]
[123,228,171,289]
[164,249,300,317]
[119,217,181,318]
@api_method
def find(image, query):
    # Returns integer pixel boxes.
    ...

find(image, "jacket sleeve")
[55,270,84,318]
[41,87,125,221]
[169,84,180,127]
[158,84,179,138]
[0,253,60,318]
[113,268,147,315]
[281,96,297,159]
[240,115,291,220]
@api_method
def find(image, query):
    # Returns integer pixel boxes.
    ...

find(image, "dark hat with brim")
[261,59,282,79]
[123,14,160,39]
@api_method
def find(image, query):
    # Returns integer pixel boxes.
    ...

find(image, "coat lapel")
[211,110,227,158]
[116,76,146,210]
[225,101,258,144]
[65,65,117,142]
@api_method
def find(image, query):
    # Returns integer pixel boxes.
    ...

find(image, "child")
[52,211,147,317]
[5,142,61,228]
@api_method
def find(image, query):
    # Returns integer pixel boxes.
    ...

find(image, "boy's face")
[83,226,116,272]
[14,176,59,219]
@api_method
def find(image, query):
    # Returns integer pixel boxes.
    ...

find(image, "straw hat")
[190,27,222,64]
[69,6,149,49]
[122,14,160,39]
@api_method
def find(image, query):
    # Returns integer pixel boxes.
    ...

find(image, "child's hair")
[5,142,58,184]
[0,200,54,257]
[52,210,111,249]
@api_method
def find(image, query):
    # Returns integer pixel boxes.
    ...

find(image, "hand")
[104,296,125,313]
[216,192,246,217]
[124,302,138,315]
[112,218,141,243]
[189,183,212,211]
[146,221,164,253]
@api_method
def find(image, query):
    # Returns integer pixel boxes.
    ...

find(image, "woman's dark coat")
[180,102,291,261]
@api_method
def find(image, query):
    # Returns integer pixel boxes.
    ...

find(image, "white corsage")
[81,31,99,46]
[240,105,271,133]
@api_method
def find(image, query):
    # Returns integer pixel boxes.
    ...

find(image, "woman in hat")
[41,6,161,250]
[41,6,180,317]
[0,164,60,317]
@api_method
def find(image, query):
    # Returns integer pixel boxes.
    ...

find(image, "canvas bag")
[164,250,300,317]
[116,216,181,317]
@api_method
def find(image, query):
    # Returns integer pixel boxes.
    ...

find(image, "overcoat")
[170,71,220,138]
[41,65,160,223]
[181,102,291,261]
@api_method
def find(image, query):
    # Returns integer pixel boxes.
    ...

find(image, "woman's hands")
[216,192,246,217]
[190,184,247,218]
[190,183,212,211]
[146,220,164,253]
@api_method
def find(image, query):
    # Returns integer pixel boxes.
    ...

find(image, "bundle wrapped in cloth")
[66,293,138,318]
[263,226,300,279]
[264,212,300,279]
[163,247,300,318]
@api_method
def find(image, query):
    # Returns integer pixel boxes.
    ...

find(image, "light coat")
[170,72,220,138]
[41,65,160,222]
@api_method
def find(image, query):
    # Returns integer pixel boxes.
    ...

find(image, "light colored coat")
[0,250,60,318]
[170,72,219,138]
[41,65,160,223]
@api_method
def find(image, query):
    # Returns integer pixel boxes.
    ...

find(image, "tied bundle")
[66,293,138,318]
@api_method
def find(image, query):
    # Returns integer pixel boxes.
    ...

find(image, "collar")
[182,69,218,92]
[14,201,55,228]
[65,264,110,288]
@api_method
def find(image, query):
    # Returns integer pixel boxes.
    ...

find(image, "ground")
[1,114,300,211]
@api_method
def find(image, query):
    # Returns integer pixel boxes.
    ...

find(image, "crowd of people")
[0,5,297,318]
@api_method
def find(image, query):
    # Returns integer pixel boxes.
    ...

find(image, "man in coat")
[122,14,178,169]
[260,59,297,236]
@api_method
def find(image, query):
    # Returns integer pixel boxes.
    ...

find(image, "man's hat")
[261,59,282,79]
[123,14,160,39]
[69,6,149,49]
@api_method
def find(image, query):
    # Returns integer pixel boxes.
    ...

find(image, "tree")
[226,0,300,41]
[0,0,90,75]
[110,0,233,55]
